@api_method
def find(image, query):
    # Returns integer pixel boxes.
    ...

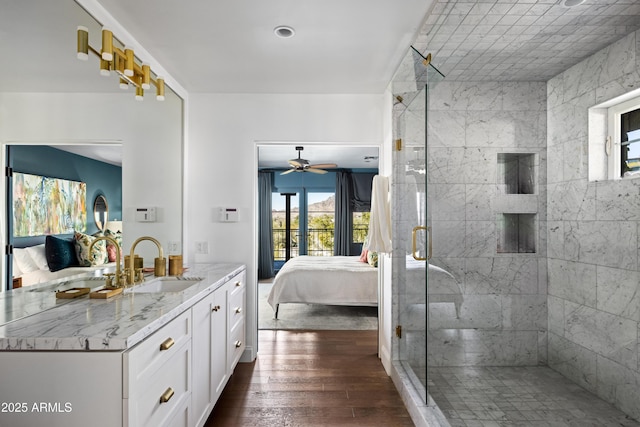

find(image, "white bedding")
[267,256,378,312]
[18,264,116,287]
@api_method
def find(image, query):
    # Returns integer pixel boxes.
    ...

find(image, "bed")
[267,256,378,318]
[267,254,463,319]
[12,232,119,288]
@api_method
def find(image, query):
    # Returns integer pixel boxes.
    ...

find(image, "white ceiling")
[54,145,123,167]
[92,0,435,94]
[2,0,640,166]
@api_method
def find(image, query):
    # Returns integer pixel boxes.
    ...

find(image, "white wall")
[0,91,183,268]
[186,93,386,360]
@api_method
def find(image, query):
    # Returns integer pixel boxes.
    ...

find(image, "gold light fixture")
[76,26,166,101]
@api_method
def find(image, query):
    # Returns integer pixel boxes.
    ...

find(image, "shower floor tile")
[428,366,640,427]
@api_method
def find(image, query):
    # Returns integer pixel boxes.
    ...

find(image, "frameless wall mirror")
[0,0,184,292]
[94,194,108,231]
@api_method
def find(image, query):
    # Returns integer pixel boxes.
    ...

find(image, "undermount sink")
[126,277,204,294]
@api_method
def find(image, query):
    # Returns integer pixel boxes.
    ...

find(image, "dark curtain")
[258,171,274,279]
[334,171,352,255]
[351,173,375,212]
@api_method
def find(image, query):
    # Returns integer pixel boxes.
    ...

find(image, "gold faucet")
[128,236,166,285]
[89,236,124,287]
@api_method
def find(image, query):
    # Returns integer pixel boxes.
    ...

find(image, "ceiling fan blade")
[280,168,296,175]
[288,159,304,167]
[306,168,328,174]
[309,163,337,169]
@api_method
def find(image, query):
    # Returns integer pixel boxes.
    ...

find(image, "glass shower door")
[393,48,444,403]
[397,83,429,401]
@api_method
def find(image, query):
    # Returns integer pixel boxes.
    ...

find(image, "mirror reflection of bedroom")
[7,144,122,288]
[257,144,381,331]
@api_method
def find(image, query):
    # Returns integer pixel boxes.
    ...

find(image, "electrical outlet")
[167,241,180,253]
[195,241,209,255]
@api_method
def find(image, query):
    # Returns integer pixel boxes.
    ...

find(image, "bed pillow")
[45,235,80,272]
[26,244,49,271]
[74,232,109,267]
[13,247,40,274]
[359,248,369,263]
[12,251,24,277]
[367,251,378,268]
[104,229,122,262]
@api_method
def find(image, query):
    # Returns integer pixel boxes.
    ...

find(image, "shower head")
[422,53,432,67]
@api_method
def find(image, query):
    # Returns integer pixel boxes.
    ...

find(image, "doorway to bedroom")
[256,143,379,331]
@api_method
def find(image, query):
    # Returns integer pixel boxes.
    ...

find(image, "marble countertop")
[0,263,245,351]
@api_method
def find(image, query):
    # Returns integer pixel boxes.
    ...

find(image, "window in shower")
[606,95,640,179]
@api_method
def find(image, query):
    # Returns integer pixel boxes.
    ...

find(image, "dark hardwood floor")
[205,329,414,426]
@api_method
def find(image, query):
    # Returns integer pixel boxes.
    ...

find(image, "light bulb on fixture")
[135,86,144,101]
[124,47,134,77]
[119,78,129,90]
[99,59,111,76]
[156,77,165,101]
[77,26,89,60]
[141,64,151,90]
[101,27,113,61]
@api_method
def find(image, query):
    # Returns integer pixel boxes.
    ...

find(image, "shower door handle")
[412,226,432,261]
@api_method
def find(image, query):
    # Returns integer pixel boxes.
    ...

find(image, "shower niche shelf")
[498,153,535,194]
[497,213,536,253]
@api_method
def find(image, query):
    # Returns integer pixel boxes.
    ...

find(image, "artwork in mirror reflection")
[12,172,86,237]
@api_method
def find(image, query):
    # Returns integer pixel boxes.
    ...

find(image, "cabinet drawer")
[163,395,190,427]
[228,285,245,330]
[124,310,191,397]
[127,339,191,427]
[228,319,245,371]
[228,270,245,293]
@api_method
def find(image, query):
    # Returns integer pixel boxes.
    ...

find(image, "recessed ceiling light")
[274,26,295,39]
[562,0,585,7]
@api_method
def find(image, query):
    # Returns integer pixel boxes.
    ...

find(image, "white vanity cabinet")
[0,309,192,427]
[0,264,247,427]
[192,270,246,427]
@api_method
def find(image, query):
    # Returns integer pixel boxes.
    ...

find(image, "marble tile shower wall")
[425,80,548,367]
[546,30,640,420]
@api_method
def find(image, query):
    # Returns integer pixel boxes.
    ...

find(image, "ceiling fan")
[281,146,337,175]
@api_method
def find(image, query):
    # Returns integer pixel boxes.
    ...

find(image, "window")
[307,192,335,256]
[352,211,370,243]
[607,95,640,179]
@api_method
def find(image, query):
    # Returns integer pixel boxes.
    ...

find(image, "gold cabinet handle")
[212,305,221,312]
[159,387,175,404]
[235,341,242,348]
[235,281,241,287]
[411,226,432,261]
[159,337,175,351]
[235,307,242,314]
